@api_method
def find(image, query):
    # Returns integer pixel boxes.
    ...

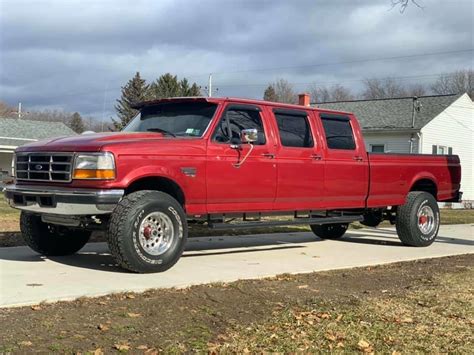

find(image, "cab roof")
[131,96,352,116]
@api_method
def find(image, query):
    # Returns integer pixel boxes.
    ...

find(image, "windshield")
[123,101,218,137]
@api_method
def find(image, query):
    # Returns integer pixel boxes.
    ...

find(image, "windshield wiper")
[146,128,176,137]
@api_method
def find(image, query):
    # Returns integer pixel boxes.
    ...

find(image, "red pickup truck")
[4,97,462,273]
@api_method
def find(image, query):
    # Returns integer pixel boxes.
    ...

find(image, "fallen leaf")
[126,294,136,299]
[392,351,402,355]
[114,344,130,351]
[127,312,142,318]
[98,301,107,305]
[381,289,388,293]
[298,284,308,289]
[92,349,104,355]
[136,345,148,350]
[358,340,370,349]
[270,333,278,339]
[401,317,414,323]
[97,324,109,331]
[31,305,42,311]
[317,312,331,319]
[18,340,32,346]
[336,342,345,348]
[325,333,337,341]
[336,314,343,322]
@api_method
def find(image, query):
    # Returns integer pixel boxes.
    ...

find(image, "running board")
[209,215,363,230]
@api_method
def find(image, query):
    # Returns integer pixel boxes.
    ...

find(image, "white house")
[0,118,75,181]
[318,93,474,206]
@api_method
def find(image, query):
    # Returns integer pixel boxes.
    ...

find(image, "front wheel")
[20,212,91,256]
[310,223,349,239]
[396,191,440,247]
[107,190,188,273]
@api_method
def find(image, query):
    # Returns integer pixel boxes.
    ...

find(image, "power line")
[204,48,474,76]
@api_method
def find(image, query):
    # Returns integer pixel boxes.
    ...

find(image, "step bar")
[208,215,363,230]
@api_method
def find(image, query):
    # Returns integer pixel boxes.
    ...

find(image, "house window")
[370,144,385,153]
[432,145,453,155]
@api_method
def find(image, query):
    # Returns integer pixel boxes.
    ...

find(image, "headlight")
[72,152,116,180]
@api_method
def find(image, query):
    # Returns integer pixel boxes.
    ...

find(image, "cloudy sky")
[0,0,472,120]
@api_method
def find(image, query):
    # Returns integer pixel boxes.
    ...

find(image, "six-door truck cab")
[4,97,462,273]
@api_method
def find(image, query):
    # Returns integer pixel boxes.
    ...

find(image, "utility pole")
[18,102,22,119]
[208,73,212,98]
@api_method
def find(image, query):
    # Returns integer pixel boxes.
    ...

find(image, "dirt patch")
[0,255,472,353]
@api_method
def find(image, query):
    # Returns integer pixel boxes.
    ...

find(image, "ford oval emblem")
[35,164,43,170]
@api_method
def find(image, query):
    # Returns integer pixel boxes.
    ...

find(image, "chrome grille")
[15,153,74,182]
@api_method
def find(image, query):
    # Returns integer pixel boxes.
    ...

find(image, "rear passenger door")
[317,113,369,209]
[271,108,325,210]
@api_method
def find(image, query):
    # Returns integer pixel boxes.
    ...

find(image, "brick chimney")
[298,93,310,106]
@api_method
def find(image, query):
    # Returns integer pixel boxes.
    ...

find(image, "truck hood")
[16,132,171,152]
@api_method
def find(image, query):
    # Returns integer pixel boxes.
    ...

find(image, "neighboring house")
[0,118,75,180]
[317,93,474,205]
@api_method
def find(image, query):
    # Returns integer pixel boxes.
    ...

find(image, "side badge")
[181,167,197,178]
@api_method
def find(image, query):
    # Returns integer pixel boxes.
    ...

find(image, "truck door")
[317,113,369,209]
[206,104,277,213]
[270,108,325,210]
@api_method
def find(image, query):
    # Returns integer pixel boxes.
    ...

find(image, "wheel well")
[410,179,437,199]
[125,177,185,206]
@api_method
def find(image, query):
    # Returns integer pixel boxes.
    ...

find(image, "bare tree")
[362,78,407,99]
[391,0,423,13]
[406,83,427,97]
[310,84,354,103]
[0,101,16,117]
[431,69,473,99]
[263,79,296,104]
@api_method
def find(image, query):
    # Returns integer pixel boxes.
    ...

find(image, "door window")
[370,144,385,153]
[321,115,356,150]
[274,111,313,148]
[213,106,266,145]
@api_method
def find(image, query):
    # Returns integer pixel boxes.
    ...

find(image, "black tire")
[20,212,91,256]
[107,190,188,273]
[396,191,440,247]
[310,223,349,239]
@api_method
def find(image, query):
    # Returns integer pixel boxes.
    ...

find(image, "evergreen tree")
[113,72,149,130]
[179,78,201,96]
[69,112,85,133]
[149,73,181,99]
[263,85,277,102]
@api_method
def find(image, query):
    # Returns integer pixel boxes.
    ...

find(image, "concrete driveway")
[0,224,472,308]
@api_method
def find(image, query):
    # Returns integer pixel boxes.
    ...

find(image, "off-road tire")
[310,223,349,239]
[20,212,91,256]
[107,190,188,273]
[396,191,440,247]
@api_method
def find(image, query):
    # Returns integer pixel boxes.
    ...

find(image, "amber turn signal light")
[72,169,115,180]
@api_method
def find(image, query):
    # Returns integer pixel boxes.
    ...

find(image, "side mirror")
[241,129,258,144]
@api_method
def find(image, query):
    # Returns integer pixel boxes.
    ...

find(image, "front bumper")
[4,184,124,215]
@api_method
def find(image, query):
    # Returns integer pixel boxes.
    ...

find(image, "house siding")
[420,93,474,202]
[362,132,417,154]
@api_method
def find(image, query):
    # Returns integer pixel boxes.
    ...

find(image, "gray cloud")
[0,0,472,118]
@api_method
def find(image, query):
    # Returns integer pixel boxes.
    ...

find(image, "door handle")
[353,156,363,162]
[311,154,322,160]
[261,153,275,159]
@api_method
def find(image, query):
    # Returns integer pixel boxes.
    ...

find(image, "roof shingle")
[0,118,75,147]
[316,93,463,130]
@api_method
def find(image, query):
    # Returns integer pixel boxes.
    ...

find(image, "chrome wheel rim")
[138,212,174,256]
[417,205,435,234]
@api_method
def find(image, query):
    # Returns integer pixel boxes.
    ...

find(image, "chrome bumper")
[3,184,124,215]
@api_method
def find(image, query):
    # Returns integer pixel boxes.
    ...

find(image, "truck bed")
[367,153,461,208]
